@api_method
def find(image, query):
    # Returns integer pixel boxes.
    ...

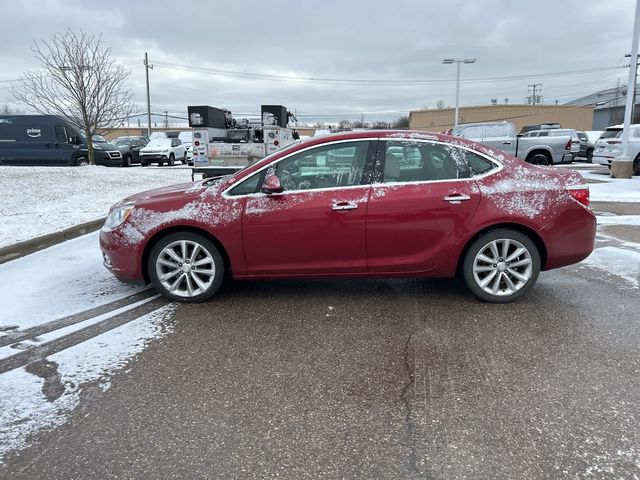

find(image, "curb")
[0,218,106,264]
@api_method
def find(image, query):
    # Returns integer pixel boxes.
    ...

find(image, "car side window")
[382,141,472,183]
[455,149,499,176]
[274,141,371,191]
[228,171,265,196]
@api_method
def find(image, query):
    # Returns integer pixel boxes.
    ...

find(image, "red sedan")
[100,131,596,303]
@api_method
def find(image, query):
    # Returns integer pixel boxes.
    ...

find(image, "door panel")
[242,187,370,275]
[240,140,375,276]
[366,140,481,273]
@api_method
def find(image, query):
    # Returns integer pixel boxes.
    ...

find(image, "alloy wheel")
[155,240,216,298]
[472,238,533,297]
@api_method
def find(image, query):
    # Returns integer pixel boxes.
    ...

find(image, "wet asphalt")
[2,267,639,479]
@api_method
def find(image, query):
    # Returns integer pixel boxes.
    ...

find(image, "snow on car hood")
[118,182,207,206]
[114,180,241,246]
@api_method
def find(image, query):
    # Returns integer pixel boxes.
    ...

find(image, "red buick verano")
[100,131,596,303]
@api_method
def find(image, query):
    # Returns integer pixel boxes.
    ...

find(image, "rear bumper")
[541,203,596,270]
[593,154,614,167]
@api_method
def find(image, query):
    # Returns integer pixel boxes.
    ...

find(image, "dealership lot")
[0,161,638,479]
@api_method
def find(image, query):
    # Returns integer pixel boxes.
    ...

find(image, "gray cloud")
[0,0,635,124]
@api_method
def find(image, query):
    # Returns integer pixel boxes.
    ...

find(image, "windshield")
[231,140,304,178]
[113,138,129,145]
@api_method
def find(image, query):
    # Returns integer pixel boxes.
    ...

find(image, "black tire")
[141,162,149,167]
[148,232,225,303]
[74,156,90,167]
[634,155,640,175]
[586,149,593,163]
[462,229,541,303]
[183,152,188,164]
[168,154,175,166]
[122,154,132,167]
[528,153,551,166]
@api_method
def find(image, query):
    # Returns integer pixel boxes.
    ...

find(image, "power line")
[152,61,621,86]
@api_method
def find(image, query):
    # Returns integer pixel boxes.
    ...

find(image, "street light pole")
[612,0,640,179]
[443,58,477,127]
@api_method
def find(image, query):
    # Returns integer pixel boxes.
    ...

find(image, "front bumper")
[100,226,146,284]
[95,151,123,166]
[140,154,169,164]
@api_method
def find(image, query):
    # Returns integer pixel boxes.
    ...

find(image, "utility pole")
[144,52,153,138]
[164,110,169,128]
[528,83,542,105]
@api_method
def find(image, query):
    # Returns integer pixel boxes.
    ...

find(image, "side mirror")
[261,174,284,194]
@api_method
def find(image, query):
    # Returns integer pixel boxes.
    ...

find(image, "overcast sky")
[0,0,636,125]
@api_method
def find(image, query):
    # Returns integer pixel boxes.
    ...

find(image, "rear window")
[601,129,622,139]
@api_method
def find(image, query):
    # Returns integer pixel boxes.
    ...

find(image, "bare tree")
[12,29,134,164]
[392,116,410,129]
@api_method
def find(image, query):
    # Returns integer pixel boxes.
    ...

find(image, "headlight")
[103,203,134,231]
[93,143,104,150]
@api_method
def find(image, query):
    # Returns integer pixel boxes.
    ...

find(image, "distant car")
[576,131,595,162]
[101,130,595,304]
[90,135,125,166]
[139,138,187,166]
[593,124,640,174]
[178,131,193,165]
[112,136,148,167]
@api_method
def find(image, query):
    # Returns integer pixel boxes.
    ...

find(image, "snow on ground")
[580,246,640,289]
[579,169,640,203]
[0,232,142,330]
[0,165,193,248]
[0,229,177,462]
[0,305,175,462]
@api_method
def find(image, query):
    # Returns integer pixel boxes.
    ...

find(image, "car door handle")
[443,194,471,204]
[332,201,358,211]
[502,141,512,145]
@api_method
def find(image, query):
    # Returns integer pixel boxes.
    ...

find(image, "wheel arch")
[525,149,552,164]
[456,222,548,274]
[141,225,232,284]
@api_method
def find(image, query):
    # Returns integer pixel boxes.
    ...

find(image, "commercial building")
[409,104,594,133]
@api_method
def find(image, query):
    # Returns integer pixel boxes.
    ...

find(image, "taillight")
[566,184,589,207]
[564,139,572,150]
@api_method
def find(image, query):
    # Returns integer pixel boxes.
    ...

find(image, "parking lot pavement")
[2,270,639,479]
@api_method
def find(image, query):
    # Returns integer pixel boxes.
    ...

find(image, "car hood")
[118,181,210,207]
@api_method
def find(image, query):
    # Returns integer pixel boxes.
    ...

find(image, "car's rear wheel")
[463,229,540,303]
[634,155,640,175]
[148,232,225,303]
[168,154,175,166]
[528,153,551,166]
[183,152,188,164]
[586,149,593,162]
[122,154,132,167]
[74,156,89,166]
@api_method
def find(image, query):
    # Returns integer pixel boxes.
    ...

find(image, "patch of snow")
[0,232,142,330]
[0,165,193,248]
[0,304,175,463]
[596,215,640,226]
[581,246,640,288]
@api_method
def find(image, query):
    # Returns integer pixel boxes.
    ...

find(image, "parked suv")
[112,136,148,167]
[140,138,187,166]
[593,124,640,174]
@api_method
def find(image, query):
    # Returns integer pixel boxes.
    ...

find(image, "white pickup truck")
[451,122,580,165]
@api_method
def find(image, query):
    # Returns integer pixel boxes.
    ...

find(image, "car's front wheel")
[148,232,225,302]
[462,229,540,303]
